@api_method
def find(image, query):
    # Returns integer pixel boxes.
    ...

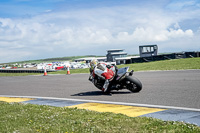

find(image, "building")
[74,57,106,63]
[139,45,158,57]
[106,49,127,62]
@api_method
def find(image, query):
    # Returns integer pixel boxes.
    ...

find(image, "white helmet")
[90,59,98,70]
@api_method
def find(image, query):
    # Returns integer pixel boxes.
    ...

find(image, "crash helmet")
[90,59,98,70]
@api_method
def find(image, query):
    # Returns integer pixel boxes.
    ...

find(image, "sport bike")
[89,67,142,93]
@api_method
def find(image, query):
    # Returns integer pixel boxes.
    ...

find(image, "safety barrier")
[67,66,70,75]
[0,69,56,73]
[44,67,47,76]
[131,52,200,63]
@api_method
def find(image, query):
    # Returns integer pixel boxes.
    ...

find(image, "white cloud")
[116,27,193,43]
[0,3,200,63]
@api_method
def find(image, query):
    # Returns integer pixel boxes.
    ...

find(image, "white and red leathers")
[92,63,115,92]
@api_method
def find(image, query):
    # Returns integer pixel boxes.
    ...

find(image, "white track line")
[1,95,200,112]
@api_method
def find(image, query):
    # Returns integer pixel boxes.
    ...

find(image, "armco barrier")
[184,52,199,58]
[0,69,56,73]
[131,52,199,63]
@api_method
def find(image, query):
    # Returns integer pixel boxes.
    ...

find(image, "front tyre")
[125,76,142,92]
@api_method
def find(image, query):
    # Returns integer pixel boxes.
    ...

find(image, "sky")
[0,0,200,63]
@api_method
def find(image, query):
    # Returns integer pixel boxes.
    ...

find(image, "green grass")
[118,57,200,71]
[0,58,200,76]
[49,68,90,75]
[0,102,199,133]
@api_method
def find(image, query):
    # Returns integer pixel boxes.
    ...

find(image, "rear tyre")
[125,76,142,92]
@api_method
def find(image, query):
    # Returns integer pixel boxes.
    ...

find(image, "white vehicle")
[26,65,34,68]
[80,64,88,68]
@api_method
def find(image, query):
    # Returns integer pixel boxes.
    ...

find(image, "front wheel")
[125,76,142,92]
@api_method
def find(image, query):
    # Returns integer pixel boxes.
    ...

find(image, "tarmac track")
[0,70,200,109]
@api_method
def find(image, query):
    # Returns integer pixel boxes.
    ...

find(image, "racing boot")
[102,80,109,93]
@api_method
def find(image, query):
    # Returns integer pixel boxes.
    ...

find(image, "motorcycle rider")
[89,59,116,93]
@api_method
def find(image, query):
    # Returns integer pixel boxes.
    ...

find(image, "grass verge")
[118,57,200,71]
[0,101,200,133]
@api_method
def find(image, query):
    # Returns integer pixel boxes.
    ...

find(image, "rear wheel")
[125,76,142,92]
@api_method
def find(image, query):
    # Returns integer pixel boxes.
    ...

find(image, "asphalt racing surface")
[1,70,200,109]
[1,70,200,126]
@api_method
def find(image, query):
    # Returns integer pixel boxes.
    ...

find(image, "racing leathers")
[91,63,116,92]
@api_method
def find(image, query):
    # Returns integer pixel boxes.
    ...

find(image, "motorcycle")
[89,66,142,93]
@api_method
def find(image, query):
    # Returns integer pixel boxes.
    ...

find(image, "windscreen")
[117,67,129,77]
